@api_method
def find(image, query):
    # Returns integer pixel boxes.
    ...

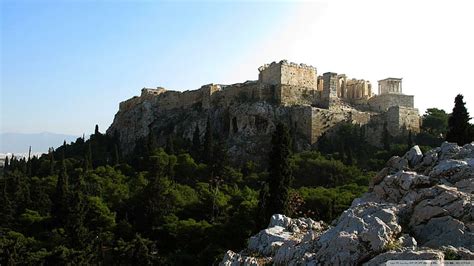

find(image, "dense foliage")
[0,126,371,265]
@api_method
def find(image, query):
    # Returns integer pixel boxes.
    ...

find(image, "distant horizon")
[2,1,474,135]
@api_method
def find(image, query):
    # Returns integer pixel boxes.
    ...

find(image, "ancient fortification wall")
[368,94,414,112]
[386,106,421,134]
[111,60,421,152]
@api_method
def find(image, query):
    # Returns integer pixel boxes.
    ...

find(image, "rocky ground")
[220,142,474,265]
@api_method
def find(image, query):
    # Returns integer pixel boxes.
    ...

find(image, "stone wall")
[110,60,422,155]
[278,85,319,106]
[258,60,318,89]
[214,82,259,106]
[322,72,338,108]
[280,62,317,89]
[386,106,421,135]
[368,93,414,112]
[258,62,281,86]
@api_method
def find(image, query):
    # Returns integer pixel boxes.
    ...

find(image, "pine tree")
[95,124,100,135]
[265,123,293,218]
[203,117,214,165]
[446,94,473,145]
[52,155,69,226]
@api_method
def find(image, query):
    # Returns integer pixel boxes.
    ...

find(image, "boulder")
[364,248,444,266]
[403,145,423,168]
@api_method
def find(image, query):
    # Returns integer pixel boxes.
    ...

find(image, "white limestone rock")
[219,250,269,266]
[429,158,474,183]
[439,141,462,160]
[398,234,417,249]
[403,145,423,168]
[364,248,444,266]
[412,216,474,249]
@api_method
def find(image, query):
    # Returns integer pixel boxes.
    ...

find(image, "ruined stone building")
[108,60,420,160]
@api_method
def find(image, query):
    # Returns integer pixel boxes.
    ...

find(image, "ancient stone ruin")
[108,60,420,159]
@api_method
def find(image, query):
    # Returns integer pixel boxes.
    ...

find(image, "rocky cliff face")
[220,142,474,265]
[107,97,316,161]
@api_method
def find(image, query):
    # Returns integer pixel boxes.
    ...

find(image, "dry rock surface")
[220,142,474,265]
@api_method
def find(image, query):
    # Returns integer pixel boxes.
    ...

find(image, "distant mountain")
[0,132,79,154]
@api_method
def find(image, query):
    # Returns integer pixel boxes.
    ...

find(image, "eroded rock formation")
[220,142,474,265]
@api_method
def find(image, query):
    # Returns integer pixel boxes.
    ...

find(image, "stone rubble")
[220,142,474,265]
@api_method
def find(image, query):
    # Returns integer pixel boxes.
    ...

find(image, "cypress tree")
[52,155,69,226]
[446,94,472,145]
[265,123,293,218]
[87,142,93,170]
[147,129,158,155]
[4,155,9,172]
[113,144,120,165]
[203,117,213,165]
[407,130,414,147]
[382,122,391,151]
[192,124,201,160]
[65,170,88,248]
[257,182,270,227]
[165,135,175,155]
[27,146,32,177]
[49,148,55,175]
[95,124,100,135]
[0,178,14,226]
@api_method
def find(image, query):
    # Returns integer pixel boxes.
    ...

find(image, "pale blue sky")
[1,1,297,135]
[2,0,474,135]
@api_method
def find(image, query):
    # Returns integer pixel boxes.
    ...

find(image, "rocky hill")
[220,142,474,265]
[107,61,420,163]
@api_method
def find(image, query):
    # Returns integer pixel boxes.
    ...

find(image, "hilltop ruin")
[108,60,420,159]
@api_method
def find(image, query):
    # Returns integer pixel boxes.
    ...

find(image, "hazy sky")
[1,0,473,135]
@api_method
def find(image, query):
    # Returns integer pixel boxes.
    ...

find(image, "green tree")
[49,148,55,175]
[0,178,14,226]
[446,94,473,145]
[192,124,201,160]
[52,156,69,226]
[65,170,88,249]
[422,108,449,137]
[165,135,175,155]
[113,144,120,166]
[264,123,293,219]
[382,122,391,150]
[147,129,158,155]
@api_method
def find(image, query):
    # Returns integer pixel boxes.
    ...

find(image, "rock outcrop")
[220,142,474,265]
